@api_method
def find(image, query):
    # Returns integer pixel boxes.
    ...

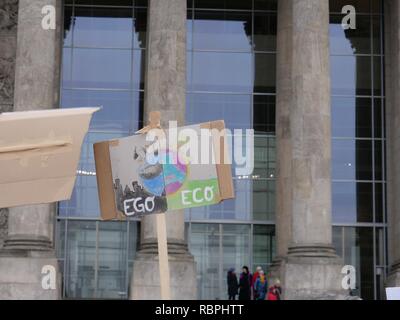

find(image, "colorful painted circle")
[162,150,188,195]
[139,149,187,196]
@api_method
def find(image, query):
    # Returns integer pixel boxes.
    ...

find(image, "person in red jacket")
[267,279,282,300]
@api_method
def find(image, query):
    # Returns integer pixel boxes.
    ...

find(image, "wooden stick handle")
[156,213,171,300]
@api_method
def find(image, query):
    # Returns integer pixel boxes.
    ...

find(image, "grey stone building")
[0,0,399,300]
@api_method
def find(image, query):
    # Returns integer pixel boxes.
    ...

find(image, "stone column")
[272,0,346,300]
[0,0,18,248]
[0,0,62,299]
[130,0,197,300]
[385,0,400,288]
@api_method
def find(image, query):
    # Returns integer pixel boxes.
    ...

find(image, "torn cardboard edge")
[94,120,235,221]
[94,140,126,220]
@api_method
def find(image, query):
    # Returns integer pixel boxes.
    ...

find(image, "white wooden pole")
[156,213,171,300]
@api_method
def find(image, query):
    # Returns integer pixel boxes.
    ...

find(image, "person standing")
[227,268,238,300]
[252,266,262,299]
[239,266,252,300]
[267,279,282,300]
[254,270,267,300]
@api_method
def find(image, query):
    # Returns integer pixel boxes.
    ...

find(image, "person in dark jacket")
[239,266,252,300]
[227,268,239,300]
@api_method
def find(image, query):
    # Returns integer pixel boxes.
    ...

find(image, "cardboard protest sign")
[0,107,99,209]
[94,120,234,220]
[386,287,400,300]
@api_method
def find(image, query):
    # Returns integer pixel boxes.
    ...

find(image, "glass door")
[64,220,130,299]
[189,223,251,300]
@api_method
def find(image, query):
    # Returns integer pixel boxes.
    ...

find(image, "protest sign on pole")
[93,113,234,299]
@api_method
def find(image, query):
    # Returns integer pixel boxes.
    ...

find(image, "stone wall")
[0,0,18,247]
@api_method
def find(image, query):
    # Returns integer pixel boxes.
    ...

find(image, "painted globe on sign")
[162,150,188,195]
[138,162,165,196]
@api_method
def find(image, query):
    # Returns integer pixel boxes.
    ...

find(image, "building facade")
[0,0,400,300]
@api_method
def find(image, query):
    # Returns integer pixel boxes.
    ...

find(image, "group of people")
[227,266,281,300]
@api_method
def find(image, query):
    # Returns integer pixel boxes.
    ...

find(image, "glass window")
[62,47,73,86]
[375,227,385,266]
[190,223,220,300]
[331,55,371,96]
[64,221,97,299]
[332,226,343,258]
[330,14,371,55]
[372,16,382,55]
[60,220,137,299]
[373,56,382,96]
[329,0,371,13]
[375,183,384,223]
[374,98,383,138]
[192,51,253,93]
[194,0,252,10]
[343,227,374,300]
[72,7,133,48]
[332,182,373,223]
[189,223,254,300]
[97,221,128,299]
[330,5,386,301]
[56,219,66,260]
[375,140,383,181]
[371,0,382,14]
[253,179,275,221]
[254,53,276,94]
[332,139,373,181]
[187,93,252,130]
[187,11,193,50]
[133,8,147,49]
[253,225,275,272]
[61,90,142,133]
[128,221,140,261]
[64,6,73,47]
[253,135,276,179]
[253,95,275,134]
[333,226,376,299]
[254,0,277,11]
[66,48,132,89]
[331,97,372,138]
[193,11,252,51]
[59,175,100,218]
[135,0,148,7]
[253,12,277,52]
[222,224,251,297]
[73,0,134,6]
[133,49,146,91]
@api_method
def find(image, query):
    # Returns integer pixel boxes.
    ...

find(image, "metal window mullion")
[125,220,130,299]
[369,0,378,300]
[219,223,223,300]
[250,223,254,271]
[379,0,388,283]
[342,227,345,260]
[94,220,99,298]
[63,219,69,299]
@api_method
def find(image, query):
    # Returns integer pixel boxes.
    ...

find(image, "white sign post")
[138,112,171,300]
[156,214,171,300]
